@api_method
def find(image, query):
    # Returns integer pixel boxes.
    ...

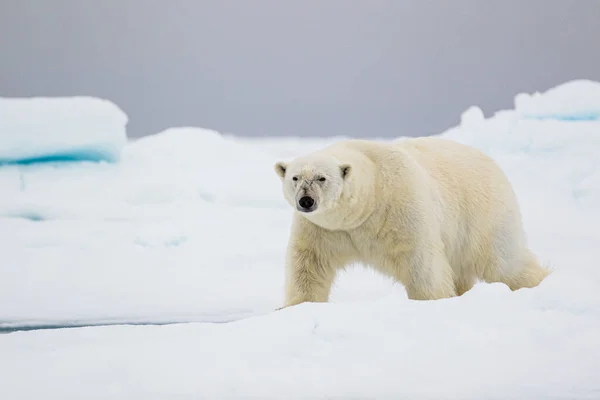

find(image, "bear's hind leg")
[481,248,550,291]
[479,219,550,291]
[503,249,551,291]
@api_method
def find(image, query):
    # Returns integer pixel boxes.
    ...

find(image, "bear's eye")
[318,177,326,182]
[292,176,298,181]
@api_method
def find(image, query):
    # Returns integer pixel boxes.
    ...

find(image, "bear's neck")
[303,205,376,232]
[303,172,379,232]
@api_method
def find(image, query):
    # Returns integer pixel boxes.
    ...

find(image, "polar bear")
[274,137,549,308]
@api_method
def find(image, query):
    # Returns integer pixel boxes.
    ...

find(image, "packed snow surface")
[0,96,128,164]
[1,80,600,399]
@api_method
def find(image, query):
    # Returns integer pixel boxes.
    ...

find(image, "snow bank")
[0,96,128,164]
[121,127,284,207]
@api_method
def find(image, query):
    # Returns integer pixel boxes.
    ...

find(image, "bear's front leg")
[281,245,338,309]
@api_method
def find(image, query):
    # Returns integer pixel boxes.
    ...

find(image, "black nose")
[299,196,315,209]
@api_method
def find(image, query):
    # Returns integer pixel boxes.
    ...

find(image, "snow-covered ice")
[0,96,128,164]
[515,79,600,121]
[1,80,599,399]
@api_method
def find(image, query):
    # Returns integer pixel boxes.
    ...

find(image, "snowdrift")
[1,80,599,399]
[0,96,128,164]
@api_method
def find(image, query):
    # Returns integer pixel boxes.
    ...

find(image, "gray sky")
[1,0,600,138]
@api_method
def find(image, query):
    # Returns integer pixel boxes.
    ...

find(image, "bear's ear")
[340,163,352,179]
[274,161,288,179]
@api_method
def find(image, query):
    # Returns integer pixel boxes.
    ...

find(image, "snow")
[0,96,128,164]
[1,80,600,399]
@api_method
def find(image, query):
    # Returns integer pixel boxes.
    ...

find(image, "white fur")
[274,137,550,308]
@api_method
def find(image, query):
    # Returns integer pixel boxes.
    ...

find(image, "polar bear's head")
[274,153,351,216]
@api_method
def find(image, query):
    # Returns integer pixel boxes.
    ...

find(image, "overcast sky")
[1,0,600,138]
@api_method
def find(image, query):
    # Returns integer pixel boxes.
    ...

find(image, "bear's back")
[395,137,514,200]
